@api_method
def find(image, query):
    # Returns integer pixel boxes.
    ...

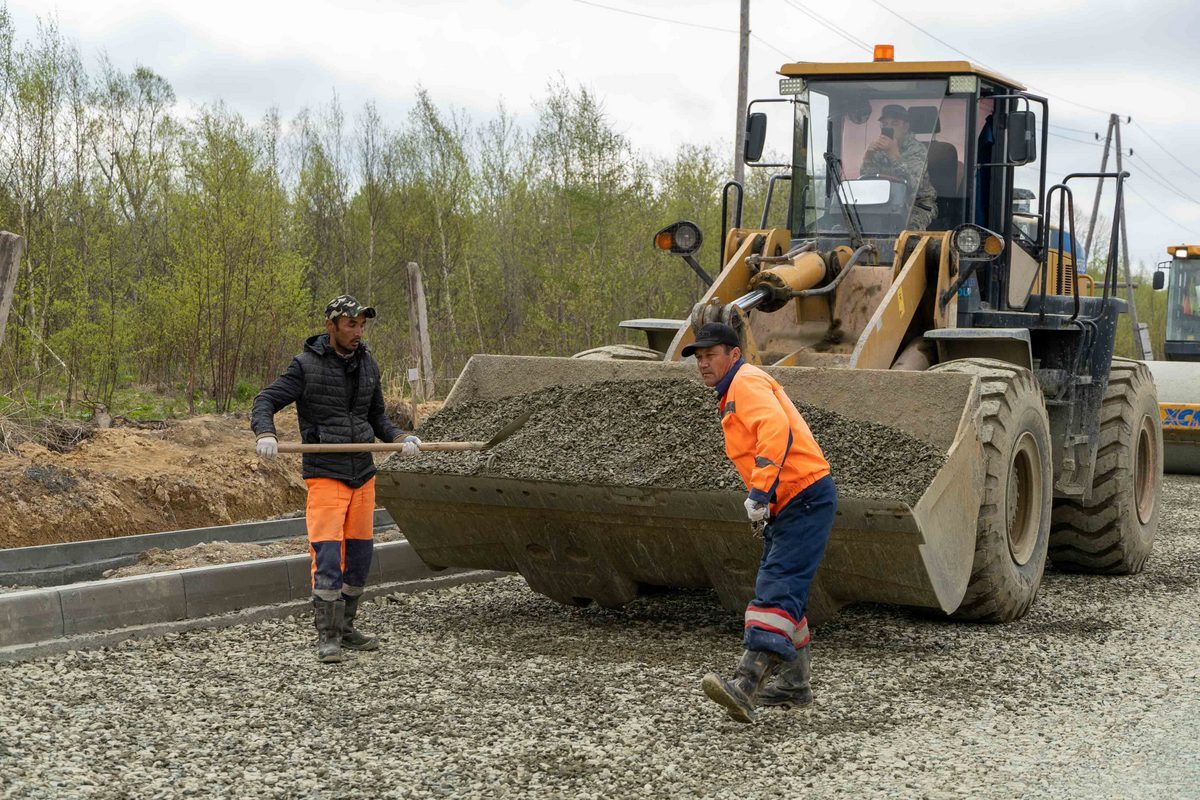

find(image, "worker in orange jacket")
[687,322,838,724]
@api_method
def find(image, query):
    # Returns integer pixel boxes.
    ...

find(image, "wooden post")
[0,232,25,349]
[406,261,436,402]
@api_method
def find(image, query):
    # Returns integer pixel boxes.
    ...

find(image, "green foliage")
[1112,267,1172,360]
[10,6,1168,423]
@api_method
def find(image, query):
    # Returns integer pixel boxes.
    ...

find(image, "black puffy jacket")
[251,333,404,488]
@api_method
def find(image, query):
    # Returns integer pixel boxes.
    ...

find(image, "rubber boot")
[700,649,780,724]
[340,594,378,651]
[312,598,345,664]
[758,642,813,709]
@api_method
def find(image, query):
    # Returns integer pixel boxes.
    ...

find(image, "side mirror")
[1153,270,1166,291]
[744,112,767,162]
[1007,110,1037,165]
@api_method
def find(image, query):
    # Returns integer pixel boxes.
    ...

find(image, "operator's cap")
[324,294,376,321]
[681,323,741,357]
[878,104,909,122]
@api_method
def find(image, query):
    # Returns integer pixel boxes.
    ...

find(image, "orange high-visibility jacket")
[717,362,830,513]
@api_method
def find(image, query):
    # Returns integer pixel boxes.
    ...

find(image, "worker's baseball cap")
[681,323,741,357]
[324,294,376,321]
[878,104,908,122]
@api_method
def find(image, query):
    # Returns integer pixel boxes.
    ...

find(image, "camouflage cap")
[324,294,377,321]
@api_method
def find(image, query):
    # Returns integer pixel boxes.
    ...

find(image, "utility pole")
[1083,114,1150,359]
[733,0,749,184]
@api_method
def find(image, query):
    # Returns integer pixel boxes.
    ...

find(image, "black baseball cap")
[681,323,741,357]
[878,104,908,122]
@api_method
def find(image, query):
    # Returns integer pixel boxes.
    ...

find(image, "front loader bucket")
[376,356,984,622]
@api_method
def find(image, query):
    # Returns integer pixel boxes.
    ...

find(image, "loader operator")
[251,295,421,663]
[860,104,937,231]
[689,322,838,724]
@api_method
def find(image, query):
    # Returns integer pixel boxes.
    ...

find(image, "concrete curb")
[0,509,396,587]
[0,540,502,661]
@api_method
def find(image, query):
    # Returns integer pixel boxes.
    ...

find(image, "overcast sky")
[11,0,1200,268]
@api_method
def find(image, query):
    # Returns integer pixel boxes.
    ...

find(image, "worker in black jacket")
[251,295,419,663]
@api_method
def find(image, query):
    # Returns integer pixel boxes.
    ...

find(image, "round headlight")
[673,223,700,252]
[955,227,982,254]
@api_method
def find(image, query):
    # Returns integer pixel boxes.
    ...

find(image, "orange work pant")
[305,477,375,602]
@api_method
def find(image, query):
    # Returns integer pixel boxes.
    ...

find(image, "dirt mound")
[0,412,307,549]
[385,379,945,504]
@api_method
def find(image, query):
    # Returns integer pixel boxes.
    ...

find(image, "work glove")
[255,435,279,458]
[744,498,769,523]
[399,434,421,457]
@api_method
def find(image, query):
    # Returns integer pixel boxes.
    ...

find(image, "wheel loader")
[1145,245,1200,473]
[377,53,1163,622]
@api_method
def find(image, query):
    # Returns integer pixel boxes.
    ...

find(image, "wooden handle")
[276,441,485,454]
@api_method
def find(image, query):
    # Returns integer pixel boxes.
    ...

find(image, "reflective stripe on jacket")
[717,361,830,513]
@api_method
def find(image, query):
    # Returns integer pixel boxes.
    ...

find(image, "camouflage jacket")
[862,133,938,217]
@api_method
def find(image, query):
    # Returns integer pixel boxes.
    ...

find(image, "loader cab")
[767,60,1049,309]
[1155,245,1200,361]
[779,74,977,250]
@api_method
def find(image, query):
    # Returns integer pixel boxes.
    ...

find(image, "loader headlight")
[955,227,981,254]
[654,221,704,256]
[952,224,1004,260]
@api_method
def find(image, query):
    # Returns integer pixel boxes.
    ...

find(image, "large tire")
[1049,359,1162,573]
[929,359,1054,622]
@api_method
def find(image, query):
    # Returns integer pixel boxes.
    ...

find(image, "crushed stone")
[384,379,945,504]
[0,474,1196,798]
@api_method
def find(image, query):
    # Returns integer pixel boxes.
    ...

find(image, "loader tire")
[929,358,1053,622]
[1049,359,1161,573]
[572,344,664,362]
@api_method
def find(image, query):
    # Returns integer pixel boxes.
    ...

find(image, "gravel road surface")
[2,475,1197,799]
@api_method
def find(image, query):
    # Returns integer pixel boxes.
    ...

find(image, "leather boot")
[700,649,780,724]
[758,642,813,709]
[340,594,378,651]
[312,598,345,663]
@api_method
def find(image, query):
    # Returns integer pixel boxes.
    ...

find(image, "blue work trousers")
[743,474,838,661]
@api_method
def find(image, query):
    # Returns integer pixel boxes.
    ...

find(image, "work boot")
[700,649,780,724]
[312,598,345,664]
[758,642,813,709]
[340,594,378,651]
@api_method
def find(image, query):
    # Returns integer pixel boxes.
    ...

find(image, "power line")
[1048,130,1106,149]
[862,0,1116,121]
[568,0,798,61]
[569,0,735,34]
[1029,91,1112,118]
[1049,123,1098,136]
[1128,153,1200,206]
[751,33,797,62]
[863,0,990,68]
[780,0,873,54]
[1132,120,1200,181]
[1125,184,1200,238]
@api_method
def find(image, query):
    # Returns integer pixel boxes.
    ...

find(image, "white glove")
[744,498,769,523]
[256,435,279,458]
[400,434,421,457]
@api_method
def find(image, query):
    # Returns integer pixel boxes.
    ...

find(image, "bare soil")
[0,412,308,549]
